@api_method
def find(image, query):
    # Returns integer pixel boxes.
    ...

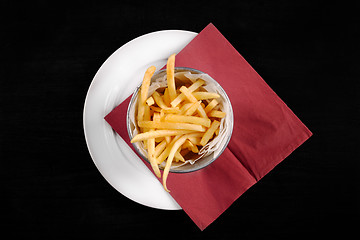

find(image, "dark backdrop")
[2,0,357,238]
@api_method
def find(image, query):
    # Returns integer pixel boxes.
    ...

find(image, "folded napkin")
[105,23,312,230]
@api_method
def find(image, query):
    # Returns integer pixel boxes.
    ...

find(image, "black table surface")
[2,1,357,238]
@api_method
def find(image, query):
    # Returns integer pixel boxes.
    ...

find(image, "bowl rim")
[126,67,234,173]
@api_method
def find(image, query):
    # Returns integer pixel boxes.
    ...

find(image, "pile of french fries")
[131,54,226,192]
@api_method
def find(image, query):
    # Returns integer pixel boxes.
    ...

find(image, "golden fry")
[137,97,145,122]
[192,92,220,100]
[140,66,156,104]
[200,120,221,146]
[147,130,161,178]
[131,130,194,143]
[204,99,219,113]
[208,110,226,118]
[146,96,155,106]
[164,114,211,127]
[138,121,206,132]
[167,53,177,101]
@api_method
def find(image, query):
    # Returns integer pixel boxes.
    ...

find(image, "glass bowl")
[127,67,233,173]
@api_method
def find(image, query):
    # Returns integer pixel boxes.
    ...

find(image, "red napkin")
[105,23,312,230]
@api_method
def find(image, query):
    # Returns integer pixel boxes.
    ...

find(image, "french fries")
[131,55,226,192]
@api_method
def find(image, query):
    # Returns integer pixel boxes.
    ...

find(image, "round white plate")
[83,30,197,210]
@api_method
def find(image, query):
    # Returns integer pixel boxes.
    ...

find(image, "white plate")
[83,30,197,210]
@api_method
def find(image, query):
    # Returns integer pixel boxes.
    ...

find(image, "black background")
[2,0,357,238]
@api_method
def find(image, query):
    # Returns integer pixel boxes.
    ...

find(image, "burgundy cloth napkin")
[105,23,312,230]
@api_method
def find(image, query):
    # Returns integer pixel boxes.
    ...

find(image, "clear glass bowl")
[127,67,233,173]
